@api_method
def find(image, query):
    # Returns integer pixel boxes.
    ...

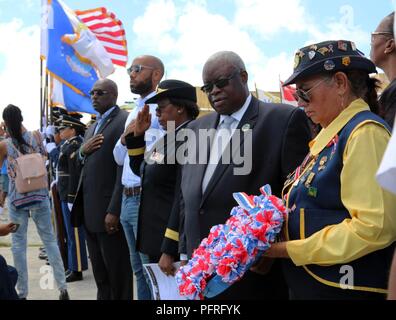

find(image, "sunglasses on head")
[201,71,240,94]
[89,89,109,96]
[127,64,155,75]
[371,31,394,37]
[293,78,329,103]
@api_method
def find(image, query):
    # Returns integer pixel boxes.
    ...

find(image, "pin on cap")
[342,56,351,67]
[324,60,336,71]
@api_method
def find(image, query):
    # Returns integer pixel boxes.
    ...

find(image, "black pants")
[85,228,133,300]
[0,255,18,300]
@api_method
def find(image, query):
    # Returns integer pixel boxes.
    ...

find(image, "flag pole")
[45,73,50,126]
[40,58,44,131]
[279,74,283,103]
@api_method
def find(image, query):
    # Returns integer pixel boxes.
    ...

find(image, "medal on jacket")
[304,172,316,188]
[318,156,328,172]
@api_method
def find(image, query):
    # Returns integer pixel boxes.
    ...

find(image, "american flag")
[76,7,128,67]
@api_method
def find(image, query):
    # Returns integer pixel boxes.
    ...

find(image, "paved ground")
[0,204,136,300]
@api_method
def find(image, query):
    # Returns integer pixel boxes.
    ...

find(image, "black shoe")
[59,289,70,300]
[65,269,72,277]
[66,271,83,283]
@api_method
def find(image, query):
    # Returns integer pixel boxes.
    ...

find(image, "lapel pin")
[242,124,251,132]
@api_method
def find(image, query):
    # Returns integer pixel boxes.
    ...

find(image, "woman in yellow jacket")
[265,40,396,299]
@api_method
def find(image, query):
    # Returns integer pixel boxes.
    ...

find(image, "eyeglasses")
[89,89,109,96]
[127,64,155,75]
[293,78,329,103]
[201,71,240,94]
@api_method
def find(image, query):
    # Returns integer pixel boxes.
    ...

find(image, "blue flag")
[47,0,98,96]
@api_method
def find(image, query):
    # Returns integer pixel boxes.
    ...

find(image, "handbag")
[9,131,48,194]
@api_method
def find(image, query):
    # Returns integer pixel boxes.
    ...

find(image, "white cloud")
[132,0,266,89]
[234,0,308,37]
[304,5,370,53]
[251,52,296,91]
[0,19,41,130]
[132,0,177,53]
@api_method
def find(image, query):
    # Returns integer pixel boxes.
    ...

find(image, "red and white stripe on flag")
[76,7,128,67]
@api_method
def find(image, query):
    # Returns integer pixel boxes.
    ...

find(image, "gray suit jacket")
[71,106,128,233]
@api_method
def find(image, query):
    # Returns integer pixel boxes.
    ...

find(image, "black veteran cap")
[58,114,86,131]
[284,40,377,86]
[146,79,197,104]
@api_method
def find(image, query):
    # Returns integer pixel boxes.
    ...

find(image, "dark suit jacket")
[178,97,311,299]
[71,106,128,233]
[180,97,311,256]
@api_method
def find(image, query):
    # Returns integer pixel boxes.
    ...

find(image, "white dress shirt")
[201,94,252,193]
[113,91,163,188]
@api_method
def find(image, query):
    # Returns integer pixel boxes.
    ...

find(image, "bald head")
[381,12,395,34]
[203,51,246,77]
[91,78,118,114]
[129,55,165,97]
[202,51,249,115]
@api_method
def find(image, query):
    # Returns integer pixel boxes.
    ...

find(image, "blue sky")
[0,0,395,129]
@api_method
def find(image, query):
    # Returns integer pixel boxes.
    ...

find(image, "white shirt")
[201,94,252,193]
[113,91,163,188]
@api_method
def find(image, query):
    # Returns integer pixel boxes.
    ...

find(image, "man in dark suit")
[179,51,311,299]
[71,79,132,300]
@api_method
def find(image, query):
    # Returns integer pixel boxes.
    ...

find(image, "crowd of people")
[1,11,396,301]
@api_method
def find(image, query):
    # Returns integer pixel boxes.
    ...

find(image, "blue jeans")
[8,198,67,298]
[120,194,151,300]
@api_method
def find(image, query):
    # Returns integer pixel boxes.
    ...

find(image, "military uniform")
[57,117,88,278]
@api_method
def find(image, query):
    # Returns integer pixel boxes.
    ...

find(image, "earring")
[340,95,345,110]
[178,111,182,114]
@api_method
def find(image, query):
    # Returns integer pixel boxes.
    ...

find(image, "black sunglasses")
[293,78,328,103]
[201,71,240,94]
[127,64,155,75]
[89,89,109,96]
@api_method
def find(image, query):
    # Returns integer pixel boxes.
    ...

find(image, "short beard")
[130,78,153,96]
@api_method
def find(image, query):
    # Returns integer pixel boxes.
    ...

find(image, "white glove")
[45,142,56,154]
[67,203,73,211]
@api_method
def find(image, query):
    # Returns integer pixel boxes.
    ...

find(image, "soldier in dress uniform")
[57,114,88,282]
